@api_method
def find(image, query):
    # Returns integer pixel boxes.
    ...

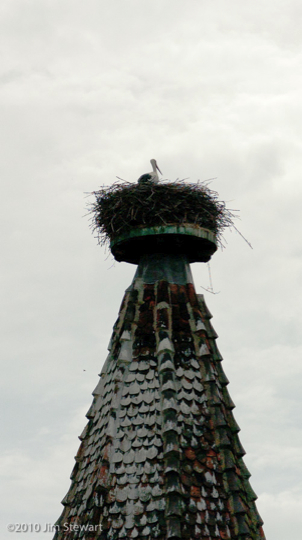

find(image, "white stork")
[138,159,162,184]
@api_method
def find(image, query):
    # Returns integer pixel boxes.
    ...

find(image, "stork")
[138,159,162,184]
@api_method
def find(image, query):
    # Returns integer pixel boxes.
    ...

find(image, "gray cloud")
[1,1,301,538]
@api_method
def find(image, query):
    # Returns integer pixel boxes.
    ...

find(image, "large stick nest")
[89,180,237,247]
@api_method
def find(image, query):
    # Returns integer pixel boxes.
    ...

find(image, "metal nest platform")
[110,224,217,264]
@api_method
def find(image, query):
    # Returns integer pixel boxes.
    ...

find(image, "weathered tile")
[54,259,266,540]
[123,450,135,464]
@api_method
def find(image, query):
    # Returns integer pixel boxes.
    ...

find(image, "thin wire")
[200,263,220,295]
[207,262,214,293]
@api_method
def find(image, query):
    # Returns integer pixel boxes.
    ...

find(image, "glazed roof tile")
[54,254,265,540]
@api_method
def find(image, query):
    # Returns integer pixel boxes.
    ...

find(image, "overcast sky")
[1,1,302,538]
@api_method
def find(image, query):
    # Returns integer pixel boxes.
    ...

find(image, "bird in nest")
[138,159,162,184]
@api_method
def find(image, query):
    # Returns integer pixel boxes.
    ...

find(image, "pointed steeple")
[53,180,265,540]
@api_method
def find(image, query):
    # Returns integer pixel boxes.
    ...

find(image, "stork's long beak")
[156,163,162,175]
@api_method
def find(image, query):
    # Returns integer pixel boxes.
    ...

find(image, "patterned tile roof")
[53,254,265,540]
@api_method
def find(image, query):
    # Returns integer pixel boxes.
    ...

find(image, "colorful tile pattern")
[53,255,265,540]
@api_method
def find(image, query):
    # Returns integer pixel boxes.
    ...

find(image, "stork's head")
[150,159,162,175]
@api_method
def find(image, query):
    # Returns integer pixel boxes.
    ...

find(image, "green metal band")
[110,224,217,250]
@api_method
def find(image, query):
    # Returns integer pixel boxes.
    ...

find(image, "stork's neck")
[150,160,157,173]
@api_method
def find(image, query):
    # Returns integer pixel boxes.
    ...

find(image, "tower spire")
[53,177,265,539]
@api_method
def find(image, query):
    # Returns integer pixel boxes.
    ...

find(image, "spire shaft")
[54,254,265,540]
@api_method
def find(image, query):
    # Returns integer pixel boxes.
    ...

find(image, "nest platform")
[90,180,235,263]
[110,224,217,264]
